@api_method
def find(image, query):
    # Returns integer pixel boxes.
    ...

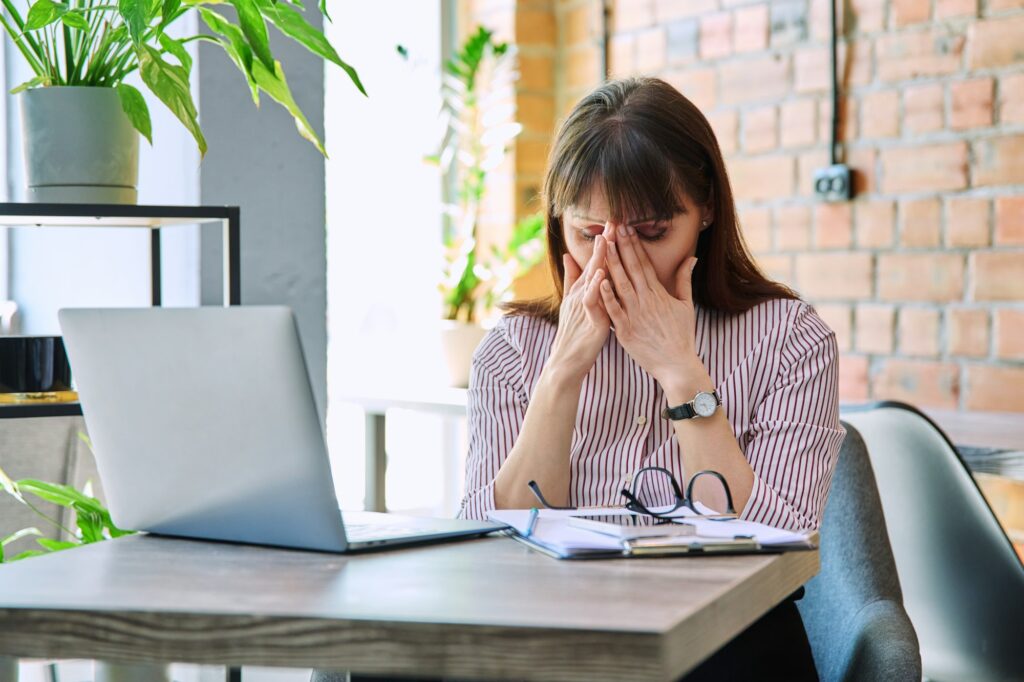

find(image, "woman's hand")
[547,235,612,382]
[600,225,707,399]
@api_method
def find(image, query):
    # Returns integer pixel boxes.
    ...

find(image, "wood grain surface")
[0,533,817,681]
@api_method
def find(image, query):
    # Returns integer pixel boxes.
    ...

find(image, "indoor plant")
[1,0,365,202]
[426,26,545,386]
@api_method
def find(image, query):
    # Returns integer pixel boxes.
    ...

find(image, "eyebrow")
[572,214,665,226]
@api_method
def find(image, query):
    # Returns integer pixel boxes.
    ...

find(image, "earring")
[701,219,710,227]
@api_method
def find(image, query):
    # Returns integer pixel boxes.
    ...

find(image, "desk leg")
[365,412,387,512]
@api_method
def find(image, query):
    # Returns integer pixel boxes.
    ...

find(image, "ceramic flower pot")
[439,320,486,388]
[21,86,139,204]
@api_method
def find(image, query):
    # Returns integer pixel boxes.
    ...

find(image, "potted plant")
[425,27,545,387]
[1,0,365,203]
[0,441,161,681]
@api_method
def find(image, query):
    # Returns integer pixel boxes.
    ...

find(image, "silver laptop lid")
[58,306,349,552]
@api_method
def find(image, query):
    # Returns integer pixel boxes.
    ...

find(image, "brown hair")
[505,77,797,322]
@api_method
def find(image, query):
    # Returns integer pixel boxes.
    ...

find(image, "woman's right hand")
[547,235,611,381]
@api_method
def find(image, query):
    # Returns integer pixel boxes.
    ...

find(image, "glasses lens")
[631,468,681,511]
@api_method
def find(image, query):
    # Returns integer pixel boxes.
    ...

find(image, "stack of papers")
[487,505,815,560]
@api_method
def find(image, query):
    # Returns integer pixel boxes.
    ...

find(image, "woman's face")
[562,185,710,293]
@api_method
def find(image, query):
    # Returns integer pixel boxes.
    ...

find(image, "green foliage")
[427,26,545,323]
[0,436,134,563]
[0,0,364,155]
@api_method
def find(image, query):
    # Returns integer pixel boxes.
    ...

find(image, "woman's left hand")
[600,224,707,398]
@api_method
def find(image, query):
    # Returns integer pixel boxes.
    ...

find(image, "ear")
[699,211,714,232]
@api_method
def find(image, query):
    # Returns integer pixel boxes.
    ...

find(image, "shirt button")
[636,415,647,425]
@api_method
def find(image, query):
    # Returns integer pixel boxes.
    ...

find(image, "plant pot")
[94,661,171,682]
[440,320,487,388]
[21,86,139,204]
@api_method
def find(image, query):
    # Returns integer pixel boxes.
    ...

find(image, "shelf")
[0,402,82,419]
[0,202,236,229]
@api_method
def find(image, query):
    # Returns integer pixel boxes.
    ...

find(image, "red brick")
[566,47,601,90]
[817,97,858,142]
[996,309,1024,360]
[755,254,794,284]
[849,0,886,33]
[946,197,991,248]
[891,0,931,27]
[612,0,655,32]
[900,198,942,248]
[968,16,1024,69]
[899,307,942,357]
[838,354,870,402]
[797,150,829,199]
[848,147,877,196]
[708,109,739,155]
[565,3,599,44]
[973,135,1024,187]
[966,365,1024,412]
[795,252,874,299]
[780,98,817,148]
[734,4,769,54]
[972,252,1024,301]
[989,0,1024,9]
[816,303,853,352]
[663,68,716,110]
[810,0,847,41]
[904,83,945,134]
[950,78,994,130]
[877,28,965,82]
[728,155,795,201]
[860,90,899,139]
[776,204,813,250]
[999,73,1024,125]
[795,43,871,94]
[742,105,778,154]
[873,360,960,410]
[857,304,895,353]
[653,0,717,23]
[635,27,667,73]
[719,54,790,106]
[995,196,1024,245]
[609,34,637,77]
[517,8,555,44]
[880,143,968,193]
[878,253,965,302]
[935,0,977,18]
[700,11,733,60]
[856,200,895,248]
[815,203,853,249]
[739,206,772,252]
[948,307,989,357]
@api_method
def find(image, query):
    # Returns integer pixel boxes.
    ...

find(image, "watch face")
[693,392,718,417]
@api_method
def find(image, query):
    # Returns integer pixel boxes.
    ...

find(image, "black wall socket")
[813,164,853,203]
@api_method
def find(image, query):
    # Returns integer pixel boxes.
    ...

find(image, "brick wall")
[464,0,1024,413]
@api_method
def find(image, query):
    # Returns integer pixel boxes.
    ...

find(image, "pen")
[524,507,539,538]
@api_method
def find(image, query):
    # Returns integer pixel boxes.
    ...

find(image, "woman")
[458,77,844,680]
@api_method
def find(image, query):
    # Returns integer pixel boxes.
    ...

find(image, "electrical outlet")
[813,164,853,203]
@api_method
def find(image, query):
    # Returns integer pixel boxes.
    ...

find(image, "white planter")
[440,320,486,388]
[94,661,171,682]
[21,86,140,204]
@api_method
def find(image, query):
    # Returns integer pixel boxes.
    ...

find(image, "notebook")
[487,505,816,560]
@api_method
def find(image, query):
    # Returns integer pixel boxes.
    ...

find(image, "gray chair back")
[798,420,921,682]
[843,402,1024,682]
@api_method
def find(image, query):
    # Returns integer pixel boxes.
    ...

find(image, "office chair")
[842,402,1024,682]
[798,421,921,682]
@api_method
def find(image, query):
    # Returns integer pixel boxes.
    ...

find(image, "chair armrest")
[841,599,922,682]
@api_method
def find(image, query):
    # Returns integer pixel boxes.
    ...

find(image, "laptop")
[58,306,503,553]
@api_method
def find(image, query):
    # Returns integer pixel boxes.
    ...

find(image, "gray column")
[197,15,328,418]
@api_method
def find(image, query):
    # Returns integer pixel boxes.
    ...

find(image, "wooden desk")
[0,534,817,681]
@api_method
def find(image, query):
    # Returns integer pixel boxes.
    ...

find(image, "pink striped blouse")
[457,297,845,530]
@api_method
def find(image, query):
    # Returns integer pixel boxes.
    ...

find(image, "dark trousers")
[333,590,817,682]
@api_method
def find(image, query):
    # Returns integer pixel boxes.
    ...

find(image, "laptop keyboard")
[345,522,436,542]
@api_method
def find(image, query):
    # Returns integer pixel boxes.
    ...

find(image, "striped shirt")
[457,297,845,530]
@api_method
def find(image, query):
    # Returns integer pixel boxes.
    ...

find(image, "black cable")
[830,0,840,165]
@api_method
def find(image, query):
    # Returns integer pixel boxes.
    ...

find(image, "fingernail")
[617,225,627,237]
[626,224,635,236]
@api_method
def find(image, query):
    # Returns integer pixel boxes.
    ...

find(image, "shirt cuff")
[457,480,497,521]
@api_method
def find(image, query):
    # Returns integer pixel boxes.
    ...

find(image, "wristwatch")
[662,390,722,421]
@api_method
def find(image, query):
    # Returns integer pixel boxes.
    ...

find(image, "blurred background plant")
[0,434,131,563]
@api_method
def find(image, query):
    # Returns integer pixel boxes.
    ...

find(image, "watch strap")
[661,402,697,420]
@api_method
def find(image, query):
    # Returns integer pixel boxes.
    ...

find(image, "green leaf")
[251,58,325,156]
[158,32,192,72]
[119,0,151,43]
[0,465,23,502]
[229,0,274,71]
[10,549,47,561]
[17,479,103,511]
[2,527,43,547]
[161,0,181,24]
[138,44,207,155]
[116,83,152,144]
[75,507,104,543]
[60,11,89,30]
[36,538,78,552]
[318,0,329,22]
[25,0,67,30]
[256,0,364,96]
[199,8,257,104]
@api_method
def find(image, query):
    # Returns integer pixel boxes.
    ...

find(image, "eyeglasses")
[527,466,737,521]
